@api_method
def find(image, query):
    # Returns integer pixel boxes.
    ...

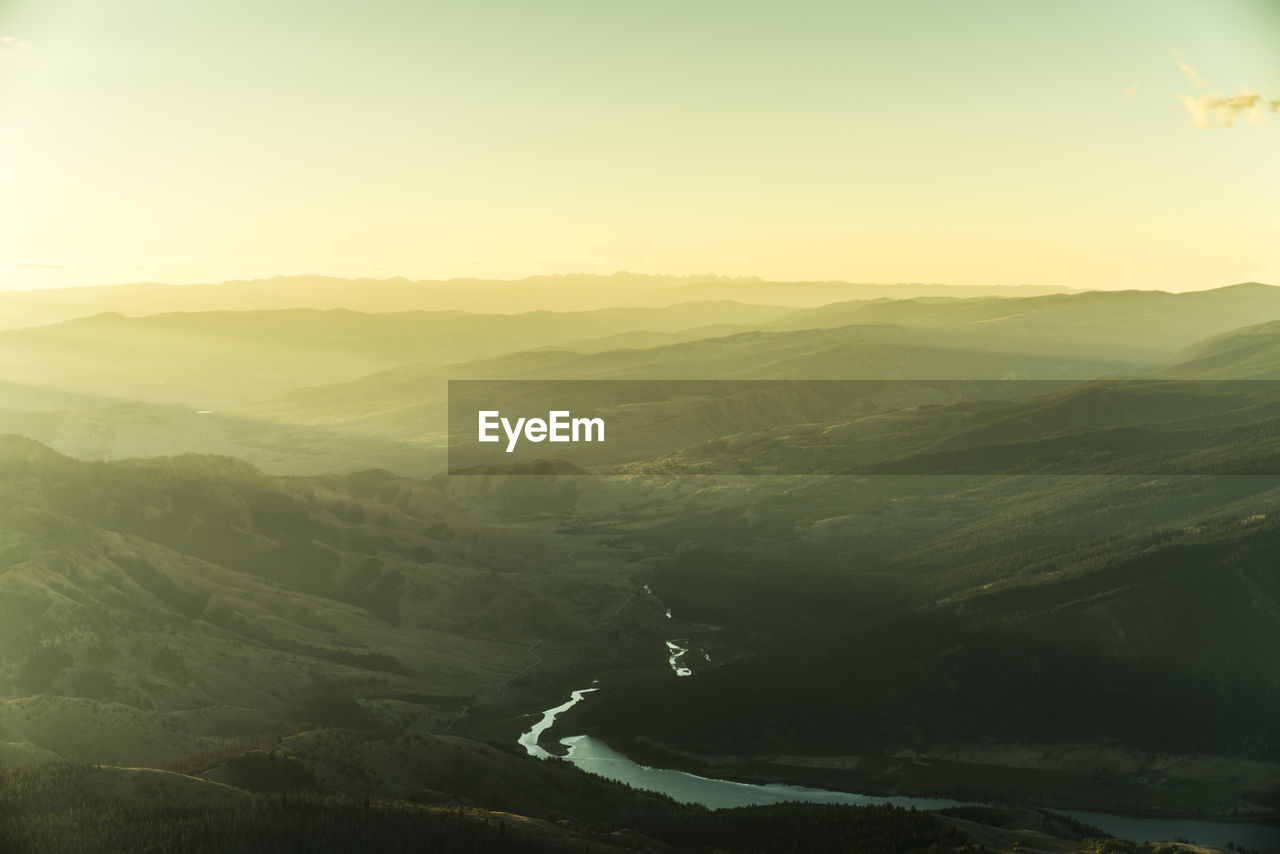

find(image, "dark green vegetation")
[576,472,1280,790]
[0,763,999,854]
[5,276,1280,851]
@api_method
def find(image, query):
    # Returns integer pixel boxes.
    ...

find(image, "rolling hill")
[0,436,661,768]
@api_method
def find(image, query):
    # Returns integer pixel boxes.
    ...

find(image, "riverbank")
[516,683,1280,853]
[580,728,1280,824]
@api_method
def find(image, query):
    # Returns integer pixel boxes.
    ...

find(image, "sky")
[0,0,1277,292]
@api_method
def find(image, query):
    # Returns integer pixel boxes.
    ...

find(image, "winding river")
[518,688,1280,853]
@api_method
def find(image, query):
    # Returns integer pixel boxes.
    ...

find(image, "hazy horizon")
[0,270,1274,296]
[3,0,1278,293]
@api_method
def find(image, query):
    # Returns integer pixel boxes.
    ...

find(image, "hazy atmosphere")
[1,0,1278,291]
[1,2,1279,854]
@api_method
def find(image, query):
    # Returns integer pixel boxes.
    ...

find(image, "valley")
[2,275,1279,852]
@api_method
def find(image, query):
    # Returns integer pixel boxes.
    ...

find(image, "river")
[518,687,1280,853]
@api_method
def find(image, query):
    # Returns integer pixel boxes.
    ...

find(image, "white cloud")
[1173,51,1209,89]
[1172,53,1279,128]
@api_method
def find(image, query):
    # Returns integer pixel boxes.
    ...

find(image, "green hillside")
[0,436,660,766]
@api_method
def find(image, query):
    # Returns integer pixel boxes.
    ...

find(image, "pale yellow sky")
[0,0,1277,292]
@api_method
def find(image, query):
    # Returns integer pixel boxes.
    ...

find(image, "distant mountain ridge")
[0,273,1083,328]
[6,283,1280,474]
